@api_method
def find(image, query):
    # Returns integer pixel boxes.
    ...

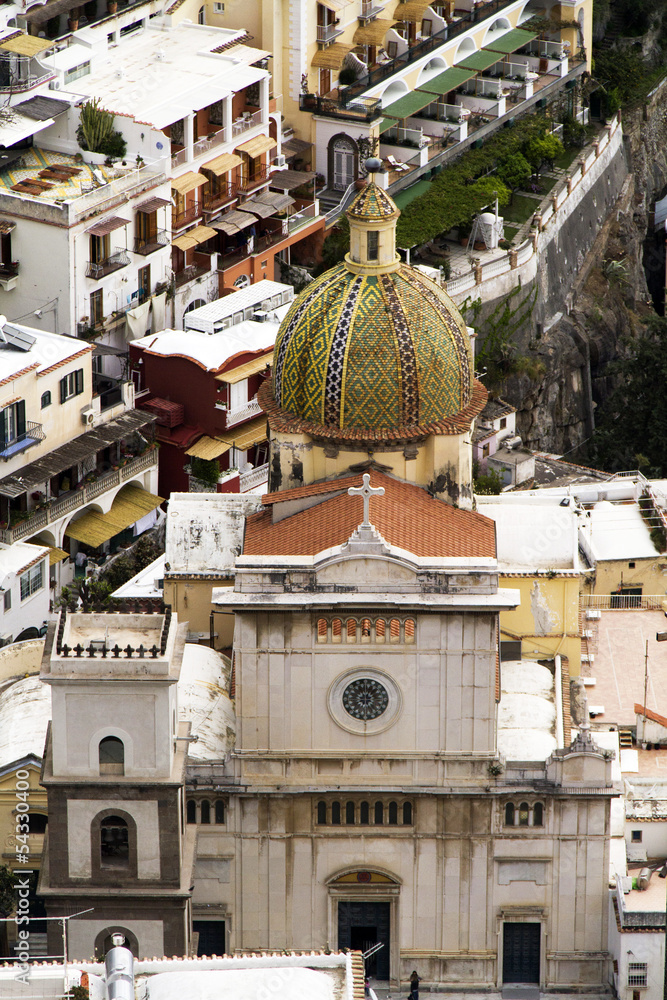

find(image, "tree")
[497,152,531,202]
[590,316,667,476]
[524,134,563,174]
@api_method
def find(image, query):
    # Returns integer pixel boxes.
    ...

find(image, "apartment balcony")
[0,423,45,461]
[317,23,344,43]
[174,261,212,288]
[172,204,204,229]
[231,109,265,139]
[134,230,170,256]
[85,249,131,279]
[0,450,157,544]
[359,0,385,17]
[0,56,55,93]
[236,164,271,195]
[203,183,238,214]
[171,126,229,170]
[225,397,263,428]
[239,462,269,492]
[0,260,19,290]
[300,93,382,123]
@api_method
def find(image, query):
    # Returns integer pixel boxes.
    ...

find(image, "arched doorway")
[94,927,139,960]
[328,134,358,192]
[328,869,400,980]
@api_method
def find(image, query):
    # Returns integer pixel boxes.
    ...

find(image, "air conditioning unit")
[581,653,594,664]
[49,79,61,90]
[81,407,95,426]
[586,609,601,620]
[274,154,286,168]
[0,633,12,648]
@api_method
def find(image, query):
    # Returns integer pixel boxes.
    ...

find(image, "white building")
[0,539,50,643]
[0,319,159,592]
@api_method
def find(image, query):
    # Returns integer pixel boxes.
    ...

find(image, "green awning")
[383,89,436,120]
[379,117,396,134]
[484,27,538,54]
[417,66,476,96]
[457,49,502,71]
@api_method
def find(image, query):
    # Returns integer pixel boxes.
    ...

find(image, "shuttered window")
[60,369,84,403]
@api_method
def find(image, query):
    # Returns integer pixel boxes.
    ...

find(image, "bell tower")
[38,608,195,962]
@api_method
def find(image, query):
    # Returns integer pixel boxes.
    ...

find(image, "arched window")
[233,275,250,289]
[375,619,385,643]
[374,801,384,824]
[187,800,197,824]
[504,802,515,826]
[40,391,51,409]
[402,802,412,825]
[332,618,342,643]
[405,619,415,643]
[360,801,370,825]
[100,816,129,868]
[389,618,400,643]
[99,736,125,775]
[331,801,341,825]
[215,800,225,824]
[361,618,372,642]
[346,801,355,824]
[346,618,357,642]
[198,3,205,22]
[317,618,327,643]
[28,813,47,834]
[388,801,398,824]
[317,801,327,825]
[200,800,211,824]
[518,802,529,826]
[533,802,543,827]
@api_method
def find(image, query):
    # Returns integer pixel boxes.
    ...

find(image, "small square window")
[631,830,642,843]
[499,417,507,429]
[628,963,648,988]
[629,561,635,568]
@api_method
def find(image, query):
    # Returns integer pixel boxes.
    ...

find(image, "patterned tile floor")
[0,147,114,201]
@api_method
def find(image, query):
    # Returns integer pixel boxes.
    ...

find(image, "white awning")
[0,112,54,146]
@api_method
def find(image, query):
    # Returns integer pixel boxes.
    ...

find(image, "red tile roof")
[246,472,496,558]
[261,473,362,506]
[635,703,667,728]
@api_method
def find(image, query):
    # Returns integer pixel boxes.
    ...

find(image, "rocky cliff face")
[497,91,667,457]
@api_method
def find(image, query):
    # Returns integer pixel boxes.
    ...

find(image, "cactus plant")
[78,98,115,152]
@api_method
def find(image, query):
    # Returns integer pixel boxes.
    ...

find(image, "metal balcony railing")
[133,231,170,256]
[0,422,45,461]
[317,23,344,42]
[225,397,263,428]
[85,249,131,279]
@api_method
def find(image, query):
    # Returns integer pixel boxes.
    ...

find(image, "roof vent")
[155,49,166,60]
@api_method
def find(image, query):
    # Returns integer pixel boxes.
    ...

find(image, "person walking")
[409,970,421,1000]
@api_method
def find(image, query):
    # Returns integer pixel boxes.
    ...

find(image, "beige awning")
[396,0,433,19]
[48,546,69,566]
[353,18,395,44]
[0,33,52,55]
[235,134,277,159]
[311,42,354,69]
[203,151,243,177]
[64,486,164,547]
[185,436,231,460]
[239,198,274,219]
[172,233,198,251]
[187,224,217,244]
[224,414,268,450]
[171,171,208,195]
[216,352,273,384]
[211,210,258,235]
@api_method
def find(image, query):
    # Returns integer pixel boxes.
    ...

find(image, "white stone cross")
[348,473,385,527]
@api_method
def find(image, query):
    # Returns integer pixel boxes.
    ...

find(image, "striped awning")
[224,414,268,450]
[383,89,434,120]
[64,486,164,547]
[485,27,538,54]
[235,134,276,158]
[311,42,354,69]
[86,215,129,237]
[417,66,477,95]
[171,171,208,195]
[395,0,433,20]
[216,352,273,384]
[203,152,242,176]
[353,18,395,44]
[457,48,502,71]
[185,436,231,460]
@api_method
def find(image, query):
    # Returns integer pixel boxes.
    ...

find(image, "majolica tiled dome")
[272,256,474,433]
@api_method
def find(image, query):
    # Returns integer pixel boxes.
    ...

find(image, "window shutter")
[16,400,25,440]
[75,369,83,395]
[0,407,5,449]
[60,376,67,403]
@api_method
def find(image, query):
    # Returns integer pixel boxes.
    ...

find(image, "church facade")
[38,166,615,991]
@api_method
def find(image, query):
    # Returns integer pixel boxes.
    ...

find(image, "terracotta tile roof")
[635,703,667,728]
[245,472,496,558]
[261,473,361,506]
[258,377,488,442]
[36,343,92,377]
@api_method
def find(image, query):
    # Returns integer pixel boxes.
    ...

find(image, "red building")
[129,281,293,499]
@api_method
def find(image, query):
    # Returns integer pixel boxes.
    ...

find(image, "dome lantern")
[345,159,401,276]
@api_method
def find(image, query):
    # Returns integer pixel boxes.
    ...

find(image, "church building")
[38,166,616,992]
